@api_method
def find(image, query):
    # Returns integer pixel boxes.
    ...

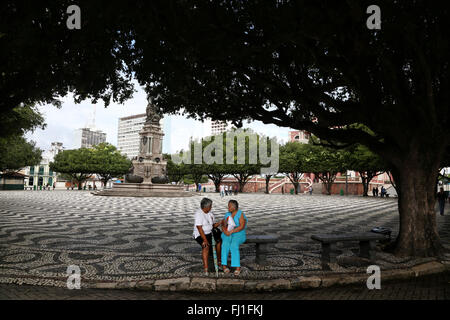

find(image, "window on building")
[30,167,34,175]
[38,166,44,175]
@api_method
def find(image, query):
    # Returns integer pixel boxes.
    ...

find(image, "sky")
[25,84,293,154]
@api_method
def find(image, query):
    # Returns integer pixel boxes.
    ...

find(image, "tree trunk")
[391,156,443,257]
[360,174,369,197]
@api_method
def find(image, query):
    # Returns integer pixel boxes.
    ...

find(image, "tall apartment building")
[117,113,146,159]
[210,120,231,136]
[117,113,168,159]
[73,127,106,149]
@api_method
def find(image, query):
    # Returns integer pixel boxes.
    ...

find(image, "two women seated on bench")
[193,197,248,276]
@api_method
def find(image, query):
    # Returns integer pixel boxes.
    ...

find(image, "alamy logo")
[366,265,381,289]
[67,265,81,289]
[66,5,81,30]
[366,5,381,30]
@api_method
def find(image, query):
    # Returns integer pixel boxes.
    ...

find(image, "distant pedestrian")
[437,187,447,216]
[309,186,313,195]
[220,185,225,198]
[225,185,229,196]
[234,185,238,195]
[375,187,379,197]
[53,182,55,190]
[380,186,386,198]
[372,187,376,197]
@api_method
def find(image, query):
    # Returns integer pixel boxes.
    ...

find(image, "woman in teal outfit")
[221,200,248,275]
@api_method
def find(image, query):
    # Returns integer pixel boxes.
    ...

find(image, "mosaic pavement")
[0,190,449,286]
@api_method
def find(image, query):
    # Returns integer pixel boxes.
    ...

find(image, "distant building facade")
[24,142,64,188]
[73,128,106,149]
[289,130,311,143]
[210,120,232,136]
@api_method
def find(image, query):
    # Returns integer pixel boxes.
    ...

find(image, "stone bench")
[311,232,388,263]
[206,234,278,270]
[245,234,279,265]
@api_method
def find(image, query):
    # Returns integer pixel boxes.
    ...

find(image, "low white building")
[24,142,64,189]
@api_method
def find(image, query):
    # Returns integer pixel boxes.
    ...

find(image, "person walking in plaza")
[234,185,238,195]
[437,187,447,216]
[375,186,379,197]
[220,184,225,198]
[224,185,229,196]
[221,200,248,276]
[372,187,376,197]
[193,198,222,275]
[309,186,313,195]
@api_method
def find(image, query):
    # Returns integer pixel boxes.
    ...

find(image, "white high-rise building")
[208,119,232,136]
[117,113,146,159]
[73,128,107,149]
[117,113,168,159]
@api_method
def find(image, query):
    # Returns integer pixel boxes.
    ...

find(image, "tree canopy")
[0,135,42,172]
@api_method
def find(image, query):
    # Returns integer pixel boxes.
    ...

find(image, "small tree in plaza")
[50,149,93,190]
[91,143,132,188]
[346,144,387,197]
[166,158,186,185]
[302,144,348,196]
[279,142,305,195]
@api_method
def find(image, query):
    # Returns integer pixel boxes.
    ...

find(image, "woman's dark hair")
[200,197,213,209]
[228,200,239,210]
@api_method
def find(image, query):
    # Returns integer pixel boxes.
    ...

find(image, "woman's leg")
[216,241,222,266]
[221,237,231,267]
[230,237,246,268]
[202,246,209,270]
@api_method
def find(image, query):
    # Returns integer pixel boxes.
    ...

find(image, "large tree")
[2,1,449,256]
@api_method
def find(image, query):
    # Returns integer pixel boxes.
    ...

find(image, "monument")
[131,96,167,183]
[94,99,193,197]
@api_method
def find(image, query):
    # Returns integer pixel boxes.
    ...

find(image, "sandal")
[223,266,230,274]
[234,269,241,276]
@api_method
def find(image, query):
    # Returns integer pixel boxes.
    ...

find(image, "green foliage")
[90,143,132,184]
[50,143,131,188]
[0,104,46,138]
[0,135,42,172]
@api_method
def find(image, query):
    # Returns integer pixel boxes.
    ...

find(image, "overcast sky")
[25,84,292,154]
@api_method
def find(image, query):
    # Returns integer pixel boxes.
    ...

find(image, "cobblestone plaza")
[0,191,449,287]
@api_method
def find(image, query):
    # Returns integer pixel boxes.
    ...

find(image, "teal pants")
[221,234,246,267]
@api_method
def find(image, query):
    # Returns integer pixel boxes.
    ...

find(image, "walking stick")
[211,235,219,278]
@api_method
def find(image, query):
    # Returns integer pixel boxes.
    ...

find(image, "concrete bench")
[311,232,388,263]
[245,234,279,265]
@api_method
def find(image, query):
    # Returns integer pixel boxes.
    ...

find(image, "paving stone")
[291,276,321,289]
[154,277,190,291]
[255,279,291,291]
[135,280,155,290]
[94,282,117,289]
[190,278,216,292]
[216,279,245,292]
[411,261,446,277]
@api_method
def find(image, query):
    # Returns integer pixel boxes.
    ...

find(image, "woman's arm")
[230,213,246,234]
[196,226,209,247]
